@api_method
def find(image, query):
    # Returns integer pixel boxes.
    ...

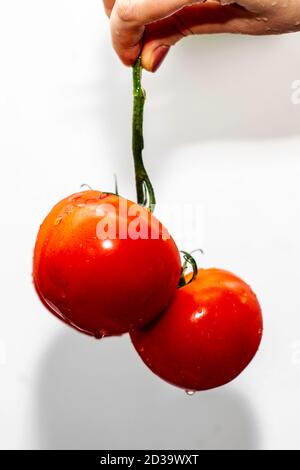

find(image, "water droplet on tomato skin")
[185,390,196,396]
[71,196,85,208]
[94,329,109,340]
[54,216,63,226]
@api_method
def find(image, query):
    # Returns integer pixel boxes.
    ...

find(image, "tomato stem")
[178,251,198,288]
[132,58,156,212]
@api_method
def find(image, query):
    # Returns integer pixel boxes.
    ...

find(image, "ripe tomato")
[130,268,263,391]
[33,190,181,337]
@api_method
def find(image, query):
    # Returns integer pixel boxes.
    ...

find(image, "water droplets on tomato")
[54,217,63,226]
[94,329,109,340]
[185,390,196,396]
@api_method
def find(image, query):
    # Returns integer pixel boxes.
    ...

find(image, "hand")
[103,0,300,72]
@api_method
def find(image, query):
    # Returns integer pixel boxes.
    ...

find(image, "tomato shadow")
[35,329,262,449]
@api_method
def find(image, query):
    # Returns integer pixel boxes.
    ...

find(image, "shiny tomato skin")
[33,190,181,337]
[130,268,263,391]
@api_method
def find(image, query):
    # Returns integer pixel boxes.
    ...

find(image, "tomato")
[33,190,181,337]
[130,268,263,391]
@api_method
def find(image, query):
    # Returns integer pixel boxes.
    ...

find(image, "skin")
[102,0,300,71]
[33,190,181,337]
[131,268,263,391]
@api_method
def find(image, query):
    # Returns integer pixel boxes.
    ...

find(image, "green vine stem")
[132,57,156,212]
[178,251,198,288]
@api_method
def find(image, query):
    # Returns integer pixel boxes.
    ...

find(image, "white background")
[0,0,300,450]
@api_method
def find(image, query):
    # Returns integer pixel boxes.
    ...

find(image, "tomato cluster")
[33,58,263,393]
[33,190,263,392]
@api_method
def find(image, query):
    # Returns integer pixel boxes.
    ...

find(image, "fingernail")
[151,45,170,73]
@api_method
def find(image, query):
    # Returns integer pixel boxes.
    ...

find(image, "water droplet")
[102,239,113,250]
[94,329,108,339]
[255,16,269,23]
[64,205,73,215]
[54,216,63,226]
[74,199,85,208]
[193,309,206,321]
[185,390,196,396]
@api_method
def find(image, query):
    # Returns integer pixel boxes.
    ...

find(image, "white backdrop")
[1,0,300,450]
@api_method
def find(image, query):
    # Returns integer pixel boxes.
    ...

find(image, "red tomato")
[33,190,181,337]
[130,268,263,391]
